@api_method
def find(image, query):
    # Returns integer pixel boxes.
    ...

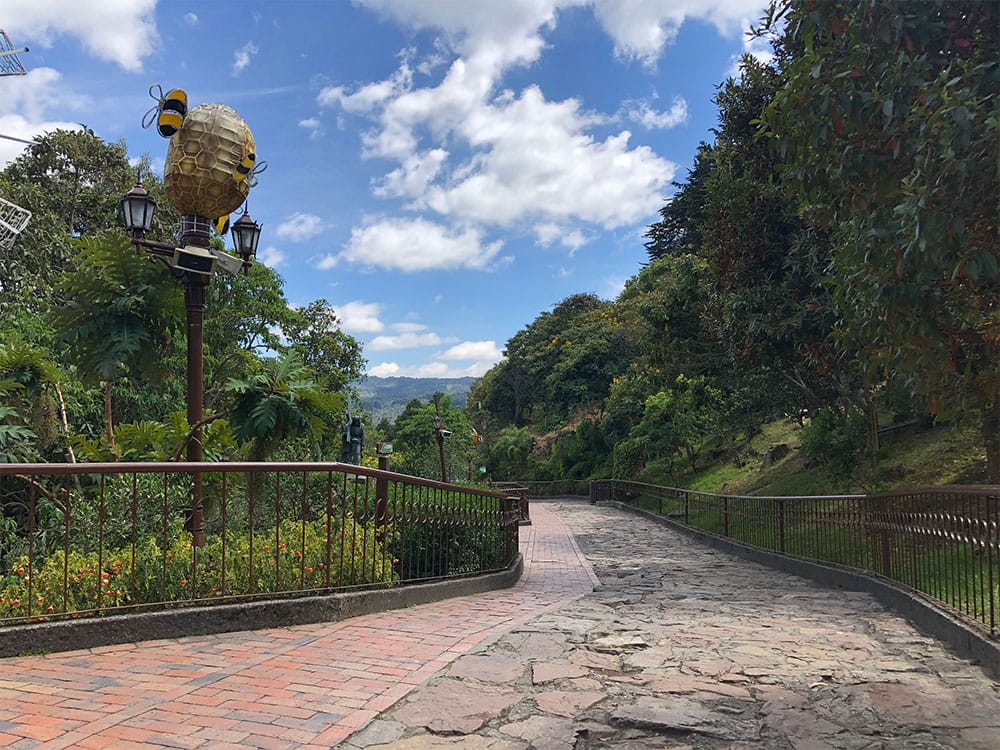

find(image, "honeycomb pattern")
[164,103,255,218]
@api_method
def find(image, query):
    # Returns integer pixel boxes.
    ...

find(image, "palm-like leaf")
[226,351,338,460]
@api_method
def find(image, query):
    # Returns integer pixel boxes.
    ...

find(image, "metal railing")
[507,479,591,497]
[489,482,530,523]
[592,480,999,638]
[0,462,520,626]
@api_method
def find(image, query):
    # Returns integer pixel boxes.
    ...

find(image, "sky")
[1,0,771,379]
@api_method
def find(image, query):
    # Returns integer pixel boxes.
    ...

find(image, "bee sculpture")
[141,84,266,221]
[142,85,188,137]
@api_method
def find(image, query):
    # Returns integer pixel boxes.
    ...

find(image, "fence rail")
[0,462,520,626]
[591,480,999,638]
[504,479,591,497]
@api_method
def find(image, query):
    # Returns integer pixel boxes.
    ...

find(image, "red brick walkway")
[0,505,597,749]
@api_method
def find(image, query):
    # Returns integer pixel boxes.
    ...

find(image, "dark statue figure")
[341,414,365,465]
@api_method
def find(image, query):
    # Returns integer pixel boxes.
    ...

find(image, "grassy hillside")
[635,416,990,496]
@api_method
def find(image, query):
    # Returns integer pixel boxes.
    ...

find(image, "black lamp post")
[121,180,261,545]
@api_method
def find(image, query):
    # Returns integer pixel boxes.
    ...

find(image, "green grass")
[638,416,989,497]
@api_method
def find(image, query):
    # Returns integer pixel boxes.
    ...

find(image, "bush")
[0,514,395,623]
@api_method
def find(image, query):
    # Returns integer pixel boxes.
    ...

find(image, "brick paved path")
[0,504,596,749]
[1,501,997,749]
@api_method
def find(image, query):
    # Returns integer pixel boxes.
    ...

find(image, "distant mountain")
[356,376,477,423]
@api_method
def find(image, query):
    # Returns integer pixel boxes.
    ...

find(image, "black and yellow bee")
[142,84,188,138]
[234,152,256,183]
[215,215,231,236]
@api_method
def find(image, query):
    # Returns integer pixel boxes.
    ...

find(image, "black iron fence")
[591,480,999,638]
[503,479,591,497]
[0,462,520,625]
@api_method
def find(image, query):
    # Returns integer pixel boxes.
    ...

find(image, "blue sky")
[1,0,770,379]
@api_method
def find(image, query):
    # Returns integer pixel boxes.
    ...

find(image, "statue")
[341,414,365,465]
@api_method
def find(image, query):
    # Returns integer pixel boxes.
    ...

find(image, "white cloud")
[233,41,259,75]
[332,217,505,272]
[368,331,445,351]
[257,246,287,267]
[320,4,686,244]
[4,0,158,72]
[183,12,198,26]
[0,68,84,167]
[298,117,322,140]
[335,301,385,333]
[374,148,448,199]
[534,223,589,252]
[275,212,325,242]
[368,362,402,377]
[391,322,428,333]
[626,97,688,129]
[440,340,502,361]
[368,359,496,378]
[592,0,764,67]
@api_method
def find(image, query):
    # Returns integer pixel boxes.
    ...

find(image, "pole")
[182,217,211,547]
[436,432,448,484]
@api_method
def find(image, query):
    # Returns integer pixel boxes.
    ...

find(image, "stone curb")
[0,554,523,658]
[605,500,1000,681]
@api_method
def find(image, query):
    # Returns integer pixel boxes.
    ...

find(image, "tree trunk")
[103,380,115,449]
[53,382,77,464]
[983,401,999,484]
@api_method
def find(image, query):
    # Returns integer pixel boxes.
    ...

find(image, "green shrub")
[0,514,395,623]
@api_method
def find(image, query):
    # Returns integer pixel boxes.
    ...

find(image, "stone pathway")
[345,501,1000,750]
[0,500,996,749]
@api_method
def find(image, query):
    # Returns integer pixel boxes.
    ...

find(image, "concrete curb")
[0,554,523,658]
[606,500,1000,681]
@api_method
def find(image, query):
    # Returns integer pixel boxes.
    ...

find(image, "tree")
[762,0,1000,479]
[645,144,714,262]
[225,351,342,460]
[0,129,137,310]
[701,55,843,418]
[391,395,474,481]
[282,299,366,395]
[50,232,184,446]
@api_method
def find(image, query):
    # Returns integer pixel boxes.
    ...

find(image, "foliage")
[389,395,475,481]
[488,427,534,481]
[762,0,1000,479]
[0,515,395,622]
[0,129,137,311]
[51,232,184,387]
[799,406,871,490]
[226,351,342,460]
[0,381,39,463]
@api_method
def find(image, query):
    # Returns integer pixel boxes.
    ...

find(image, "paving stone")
[343,718,407,748]
[531,662,590,684]
[389,681,522,734]
[534,689,606,717]
[368,736,528,749]
[448,655,525,684]
[610,695,755,741]
[500,715,576,750]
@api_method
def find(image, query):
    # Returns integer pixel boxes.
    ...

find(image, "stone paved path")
[0,501,997,749]
[346,501,1000,750]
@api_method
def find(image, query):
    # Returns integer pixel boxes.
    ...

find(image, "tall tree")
[0,129,136,309]
[763,0,1000,479]
[50,232,184,446]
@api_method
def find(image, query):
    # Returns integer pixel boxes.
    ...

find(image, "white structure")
[0,30,28,76]
[0,195,31,252]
